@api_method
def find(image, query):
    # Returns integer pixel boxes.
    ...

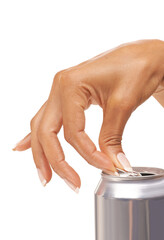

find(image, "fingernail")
[104,170,119,176]
[64,179,79,193]
[12,141,21,151]
[37,168,47,187]
[114,172,120,176]
[117,152,133,172]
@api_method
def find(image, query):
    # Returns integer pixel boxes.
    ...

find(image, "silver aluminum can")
[95,167,164,240]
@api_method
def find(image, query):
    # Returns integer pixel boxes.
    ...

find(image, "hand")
[13,39,164,192]
[153,85,164,106]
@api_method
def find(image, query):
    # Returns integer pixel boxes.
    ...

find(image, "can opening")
[140,172,155,176]
[102,167,164,180]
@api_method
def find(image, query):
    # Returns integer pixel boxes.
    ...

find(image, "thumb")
[99,97,133,172]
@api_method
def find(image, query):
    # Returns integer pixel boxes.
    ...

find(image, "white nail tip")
[124,166,133,172]
[114,172,120,176]
[37,168,47,187]
[41,179,47,187]
[75,187,80,194]
[117,152,133,172]
[64,179,79,194]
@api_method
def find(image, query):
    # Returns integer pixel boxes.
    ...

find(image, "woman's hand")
[13,39,164,192]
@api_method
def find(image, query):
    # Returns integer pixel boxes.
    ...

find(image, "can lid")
[102,167,164,181]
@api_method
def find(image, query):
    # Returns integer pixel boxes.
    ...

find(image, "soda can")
[95,167,164,240]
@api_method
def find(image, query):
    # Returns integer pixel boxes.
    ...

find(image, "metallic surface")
[116,167,142,177]
[95,167,164,240]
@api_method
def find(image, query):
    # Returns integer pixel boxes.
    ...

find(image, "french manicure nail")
[64,179,79,193]
[12,141,21,151]
[114,172,120,176]
[117,152,133,172]
[37,168,47,187]
[102,170,119,176]
[109,171,120,176]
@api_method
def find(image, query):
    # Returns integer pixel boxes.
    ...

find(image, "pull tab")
[116,168,142,177]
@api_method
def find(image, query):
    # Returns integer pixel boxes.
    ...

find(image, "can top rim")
[102,167,164,181]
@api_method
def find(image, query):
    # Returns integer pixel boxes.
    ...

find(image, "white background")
[0,0,164,239]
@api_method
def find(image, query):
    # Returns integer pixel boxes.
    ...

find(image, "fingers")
[13,133,31,151]
[99,94,134,172]
[61,84,116,174]
[13,101,47,151]
[35,73,81,191]
[38,125,81,191]
[13,101,53,185]
[31,130,52,186]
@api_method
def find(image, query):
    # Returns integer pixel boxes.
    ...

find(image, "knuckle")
[54,69,83,92]
[60,70,79,88]
[64,130,72,143]
[30,117,36,130]
[55,158,66,169]
[64,128,76,144]
[99,133,122,150]
[53,70,65,84]
[111,94,135,112]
